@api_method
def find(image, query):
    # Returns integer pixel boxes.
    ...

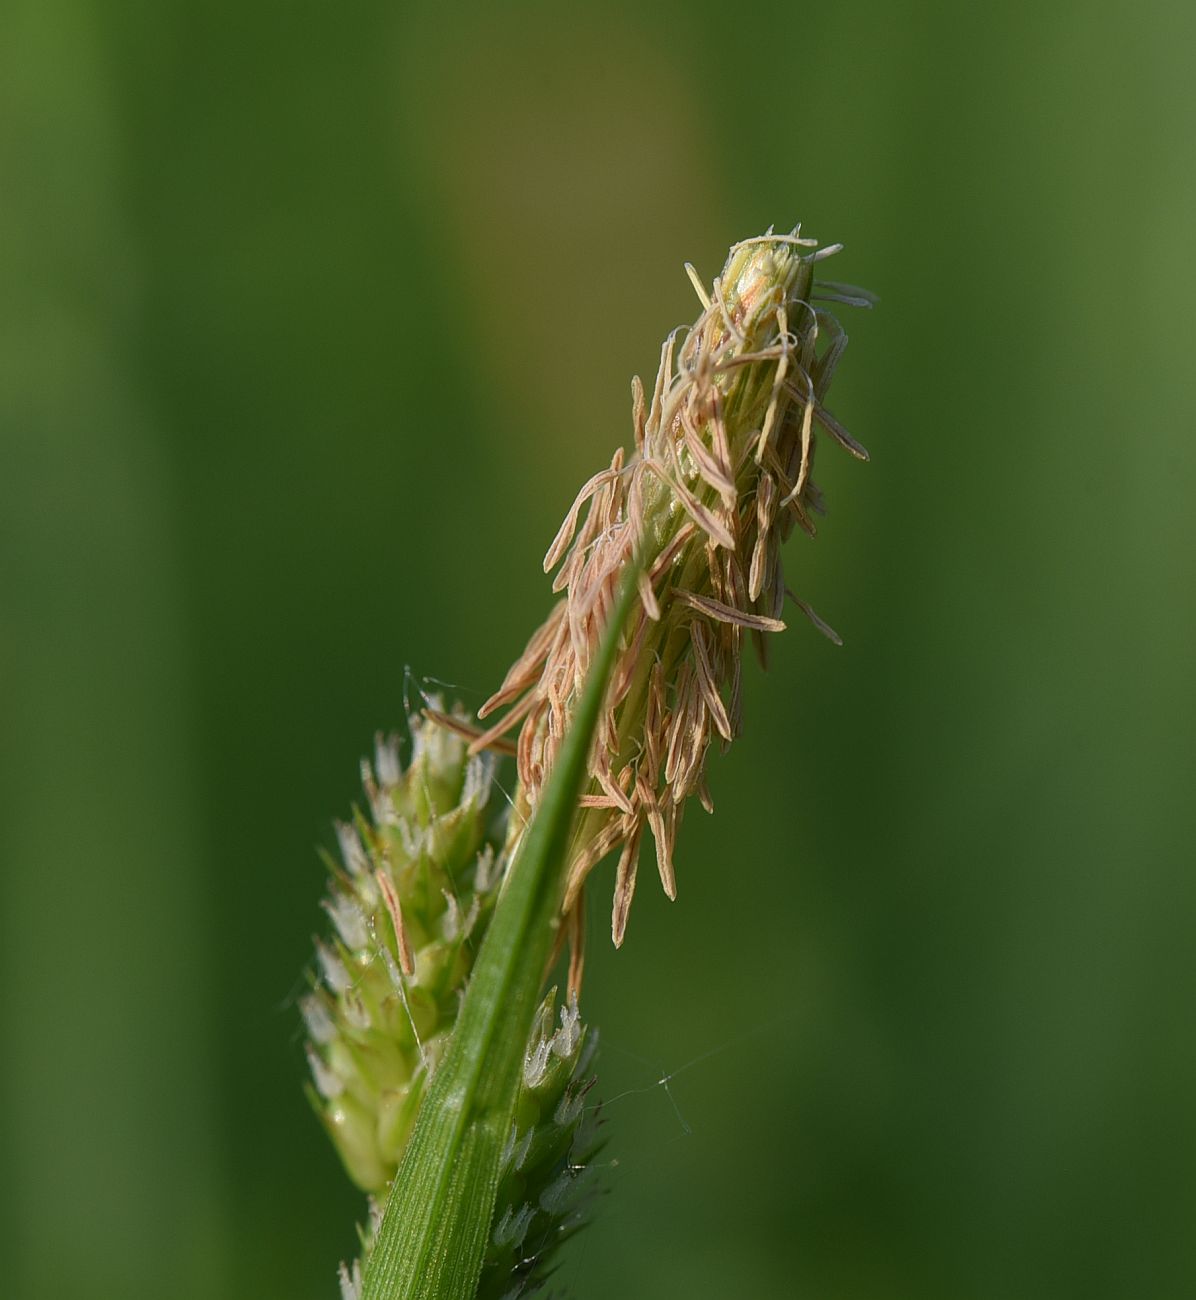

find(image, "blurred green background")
[3,1,1195,1296]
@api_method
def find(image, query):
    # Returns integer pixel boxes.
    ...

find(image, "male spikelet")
[304,708,602,1296]
[463,228,873,954]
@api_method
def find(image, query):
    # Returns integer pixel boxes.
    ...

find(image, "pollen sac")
[476,227,873,946]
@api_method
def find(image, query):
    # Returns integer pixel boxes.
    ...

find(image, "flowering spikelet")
[305,708,601,1295]
[344,989,603,1300]
[480,992,604,1298]
[472,228,873,951]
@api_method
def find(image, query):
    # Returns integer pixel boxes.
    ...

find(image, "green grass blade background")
[3,2,1195,1297]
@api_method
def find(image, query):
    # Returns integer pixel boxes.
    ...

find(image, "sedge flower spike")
[302,226,871,1298]
[467,227,873,954]
[305,709,603,1295]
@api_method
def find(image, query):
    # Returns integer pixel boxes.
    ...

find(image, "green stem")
[361,558,643,1300]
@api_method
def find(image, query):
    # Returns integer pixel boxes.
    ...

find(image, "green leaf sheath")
[361,559,642,1300]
